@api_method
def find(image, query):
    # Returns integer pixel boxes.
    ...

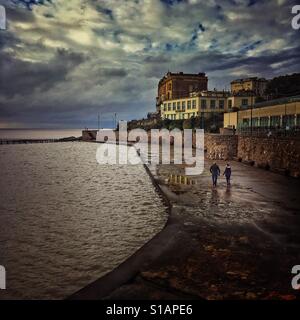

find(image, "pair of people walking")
[209,162,232,187]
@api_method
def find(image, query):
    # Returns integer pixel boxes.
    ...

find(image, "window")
[270,116,281,127]
[192,99,196,109]
[168,103,171,111]
[242,99,248,107]
[219,100,224,109]
[242,118,250,127]
[201,99,207,109]
[260,117,269,127]
[168,83,172,90]
[283,115,295,128]
[228,100,232,109]
[210,100,216,109]
[182,101,186,110]
[163,103,167,112]
[187,100,191,110]
[252,117,259,127]
[173,102,176,111]
[177,101,180,110]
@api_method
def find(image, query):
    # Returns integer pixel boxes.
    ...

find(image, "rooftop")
[231,77,267,84]
[159,71,207,84]
[253,95,300,109]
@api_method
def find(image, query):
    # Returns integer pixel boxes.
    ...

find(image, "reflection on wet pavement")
[149,159,300,248]
[167,175,196,186]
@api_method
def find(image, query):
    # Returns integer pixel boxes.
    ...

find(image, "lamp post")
[114,113,117,130]
[250,94,253,136]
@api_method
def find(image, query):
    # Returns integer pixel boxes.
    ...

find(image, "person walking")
[210,162,220,187]
[223,163,232,186]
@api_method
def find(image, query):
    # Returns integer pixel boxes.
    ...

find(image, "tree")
[265,73,300,99]
[183,119,192,129]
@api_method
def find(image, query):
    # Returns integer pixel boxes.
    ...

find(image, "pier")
[0,137,80,145]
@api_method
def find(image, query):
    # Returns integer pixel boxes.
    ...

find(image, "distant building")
[224,96,300,130]
[161,90,233,120]
[227,91,257,110]
[231,77,268,97]
[156,72,208,112]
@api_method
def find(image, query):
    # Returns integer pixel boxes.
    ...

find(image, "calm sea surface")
[0,129,83,140]
[0,142,167,299]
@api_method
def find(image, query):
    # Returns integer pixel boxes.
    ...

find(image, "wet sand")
[70,159,300,300]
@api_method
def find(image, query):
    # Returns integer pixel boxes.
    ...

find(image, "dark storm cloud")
[9,0,52,10]
[183,45,300,74]
[5,5,36,22]
[0,0,299,127]
[0,49,85,98]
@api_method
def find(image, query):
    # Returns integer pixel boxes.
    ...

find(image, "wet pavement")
[103,159,300,300]
[71,152,300,300]
[154,160,300,242]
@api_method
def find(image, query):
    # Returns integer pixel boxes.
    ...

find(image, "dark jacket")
[210,164,220,176]
[224,167,232,177]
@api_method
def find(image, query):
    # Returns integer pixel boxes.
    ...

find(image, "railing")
[237,126,300,138]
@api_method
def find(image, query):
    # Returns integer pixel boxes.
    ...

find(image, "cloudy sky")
[0,0,299,128]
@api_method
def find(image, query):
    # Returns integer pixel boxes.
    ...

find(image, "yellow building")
[161,91,231,120]
[224,97,300,129]
[227,93,257,110]
[161,90,257,120]
[231,77,268,97]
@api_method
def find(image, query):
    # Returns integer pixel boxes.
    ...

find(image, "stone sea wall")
[82,130,98,141]
[237,136,300,178]
[204,134,238,161]
[204,133,300,178]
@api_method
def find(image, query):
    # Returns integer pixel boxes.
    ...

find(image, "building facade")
[227,92,257,110]
[231,77,268,97]
[224,96,300,130]
[156,72,208,112]
[161,90,231,120]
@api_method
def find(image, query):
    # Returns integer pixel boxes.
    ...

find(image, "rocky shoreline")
[70,158,300,300]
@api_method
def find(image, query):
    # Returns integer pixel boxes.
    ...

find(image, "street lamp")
[250,94,254,136]
[284,103,287,136]
[97,112,101,130]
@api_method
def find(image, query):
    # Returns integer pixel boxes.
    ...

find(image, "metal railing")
[237,125,300,138]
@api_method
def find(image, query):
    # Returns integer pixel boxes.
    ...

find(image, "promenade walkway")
[71,159,300,300]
